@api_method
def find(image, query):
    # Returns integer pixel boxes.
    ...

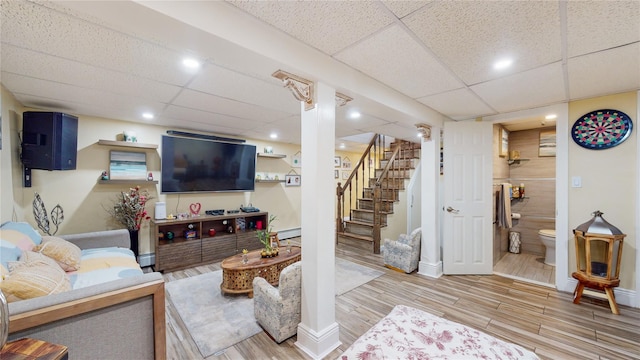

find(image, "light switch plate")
[572,176,582,188]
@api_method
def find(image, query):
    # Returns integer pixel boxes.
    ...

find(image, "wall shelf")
[98,180,158,185]
[508,158,530,165]
[257,153,286,159]
[98,139,158,149]
[256,179,285,183]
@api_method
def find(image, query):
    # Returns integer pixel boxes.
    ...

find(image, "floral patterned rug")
[339,305,540,360]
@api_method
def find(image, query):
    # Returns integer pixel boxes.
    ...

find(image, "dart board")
[571,109,633,150]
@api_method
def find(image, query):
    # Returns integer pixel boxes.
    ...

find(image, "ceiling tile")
[470,63,566,113]
[162,105,265,132]
[188,63,299,114]
[404,1,561,85]
[381,1,431,18]
[568,44,640,100]
[335,24,463,98]
[240,115,301,143]
[172,89,293,123]
[226,1,394,54]
[1,0,193,86]
[1,44,182,103]
[567,0,640,57]
[362,122,420,143]
[418,88,496,121]
[2,72,166,116]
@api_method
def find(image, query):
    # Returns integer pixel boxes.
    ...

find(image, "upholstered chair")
[253,261,302,343]
[383,227,422,273]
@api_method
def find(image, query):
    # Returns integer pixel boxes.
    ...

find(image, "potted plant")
[256,215,277,258]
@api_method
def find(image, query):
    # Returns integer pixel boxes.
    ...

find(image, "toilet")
[538,229,556,266]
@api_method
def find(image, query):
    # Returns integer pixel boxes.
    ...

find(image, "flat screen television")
[161,135,256,193]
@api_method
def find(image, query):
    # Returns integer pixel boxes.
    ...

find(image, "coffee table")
[220,246,301,298]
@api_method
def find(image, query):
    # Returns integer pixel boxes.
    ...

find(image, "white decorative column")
[416,123,443,278]
[295,81,341,358]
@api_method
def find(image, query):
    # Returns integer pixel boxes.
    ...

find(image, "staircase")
[336,135,420,253]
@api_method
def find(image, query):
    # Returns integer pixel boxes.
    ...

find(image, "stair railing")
[337,136,419,253]
[336,134,385,241]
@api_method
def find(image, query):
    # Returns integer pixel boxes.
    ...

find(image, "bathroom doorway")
[492,115,557,287]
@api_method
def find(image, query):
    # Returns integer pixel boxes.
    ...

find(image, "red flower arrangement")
[107,186,153,230]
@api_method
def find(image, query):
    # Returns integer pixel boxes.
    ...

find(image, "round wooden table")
[220,246,301,298]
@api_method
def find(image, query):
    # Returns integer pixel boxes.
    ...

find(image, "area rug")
[166,258,384,358]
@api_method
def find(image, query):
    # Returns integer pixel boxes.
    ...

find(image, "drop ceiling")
[1,0,638,151]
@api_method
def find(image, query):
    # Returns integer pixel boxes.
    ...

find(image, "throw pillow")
[0,228,40,271]
[34,236,82,271]
[0,252,71,302]
[0,221,42,245]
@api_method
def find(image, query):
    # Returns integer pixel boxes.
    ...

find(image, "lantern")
[572,210,625,314]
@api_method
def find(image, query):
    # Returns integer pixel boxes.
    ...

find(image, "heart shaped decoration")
[189,202,201,215]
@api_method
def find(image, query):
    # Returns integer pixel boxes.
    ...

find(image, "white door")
[443,121,493,274]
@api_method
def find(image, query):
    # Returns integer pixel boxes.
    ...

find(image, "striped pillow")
[0,251,70,302]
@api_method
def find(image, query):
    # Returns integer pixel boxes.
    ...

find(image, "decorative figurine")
[147,172,153,181]
[101,171,109,180]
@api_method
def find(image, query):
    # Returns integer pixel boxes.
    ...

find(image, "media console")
[152,212,268,272]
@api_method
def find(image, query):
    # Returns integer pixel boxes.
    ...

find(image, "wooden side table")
[1,338,68,360]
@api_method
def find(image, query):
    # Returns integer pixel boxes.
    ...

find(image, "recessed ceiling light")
[417,132,423,138]
[349,111,361,119]
[182,58,201,69]
[493,58,513,70]
[142,112,154,120]
[270,133,278,139]
[339,143,346,149]
[545,114,557,120]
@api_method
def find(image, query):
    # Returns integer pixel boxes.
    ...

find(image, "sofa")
[0,222,166,360]
[253,261,301,343]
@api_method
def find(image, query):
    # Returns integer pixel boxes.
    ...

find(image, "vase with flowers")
[256,215,278,258]
[242,249,249,264]
[105,186,153,258]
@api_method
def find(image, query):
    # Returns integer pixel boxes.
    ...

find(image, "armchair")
[252,261,302,343]
[383,227,421,273]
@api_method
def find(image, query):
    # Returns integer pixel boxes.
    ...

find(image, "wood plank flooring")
[494,252,556,286]
[162,238,640,359]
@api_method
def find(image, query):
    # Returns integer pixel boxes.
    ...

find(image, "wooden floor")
[162,238,640,360]
[494,252,556,286]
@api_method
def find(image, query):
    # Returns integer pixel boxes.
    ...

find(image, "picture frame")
[292,151,301,167]
[285,174,301,187]
[334,156,341,168]
[334,170,339,179]
[342,156,351,169]
[539,130,557,157]
[499,128,509,157]
[342,171,350,180]
[109,151,147,180]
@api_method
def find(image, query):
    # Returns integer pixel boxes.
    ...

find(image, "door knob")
[446,206,459,214]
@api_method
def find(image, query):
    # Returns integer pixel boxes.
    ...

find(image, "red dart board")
[571,109,633,150]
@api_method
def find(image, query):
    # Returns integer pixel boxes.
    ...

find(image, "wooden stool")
[572,271,620,315]
[269,232,280,247]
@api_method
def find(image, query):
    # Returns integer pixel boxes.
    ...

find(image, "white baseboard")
[418,260,443,278]
[278,227,301,239]
[295,322,341,360]
[138,253,155,268]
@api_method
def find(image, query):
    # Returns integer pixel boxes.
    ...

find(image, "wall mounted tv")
[161,135,256,193]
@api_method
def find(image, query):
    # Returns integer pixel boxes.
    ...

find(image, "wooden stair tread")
[337,232,373,242]
[351,208,393,215]
[344,219,387,227]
